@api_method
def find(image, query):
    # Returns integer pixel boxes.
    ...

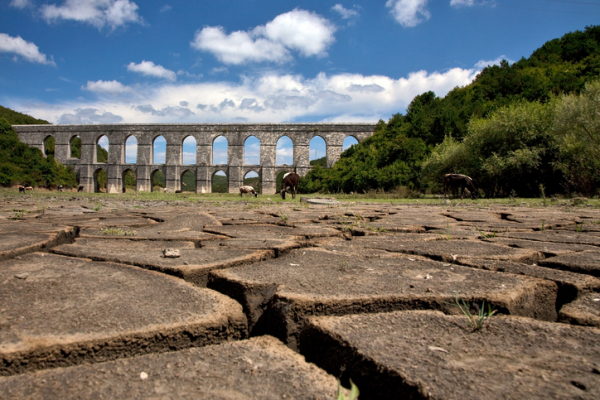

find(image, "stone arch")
[276,135,293,166]
[244,135,261,165]
[212,170,228,193]
[212,136,228,165]
[69,135,81,159]
[43,135,55,158]
[125,135,138,164]
[309,135,327,167]
[93,167,107,193]
[180,169,196,192]
[153,135,166,165]
[151,168,166,192]
[243,169,261,194]
[343,135,359,151]
[122,168,136,193]
[96,135,109,163]
[182,136,197,165]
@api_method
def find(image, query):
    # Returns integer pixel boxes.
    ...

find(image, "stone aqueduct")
[13,124,375,194]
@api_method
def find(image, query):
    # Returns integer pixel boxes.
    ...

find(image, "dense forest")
[300,25,600,197]
[0,110,77,188]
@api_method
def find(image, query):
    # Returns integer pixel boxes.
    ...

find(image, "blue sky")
[1,0,597,128]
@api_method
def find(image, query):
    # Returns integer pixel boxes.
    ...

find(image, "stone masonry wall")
[13,124,375,194]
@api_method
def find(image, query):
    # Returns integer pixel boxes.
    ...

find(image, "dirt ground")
[1,193,599,399]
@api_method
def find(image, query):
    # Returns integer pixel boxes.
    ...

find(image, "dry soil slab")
[559,292,600,327]
[203,224,343,241]
[51,238,273,286]
[0,221,77,261]
[482,237,599,257]
[347,237,542,264]
[539,250,600,277]
[504,231,600,247]
[300,310,600,400]
[0,336,338,400]
[0,253,247,376]
[208,248,557,349]
[456,258,600,311]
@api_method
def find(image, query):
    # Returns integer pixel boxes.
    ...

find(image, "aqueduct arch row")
[13,123,375,194]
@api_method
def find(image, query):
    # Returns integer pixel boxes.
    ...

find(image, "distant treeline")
[300,25,600,197]
[0,112,77,188]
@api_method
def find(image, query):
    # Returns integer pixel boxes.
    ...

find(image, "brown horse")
[443,174,478,199]
[280,172,300,200]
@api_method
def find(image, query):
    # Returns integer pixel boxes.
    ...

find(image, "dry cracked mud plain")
[1,194,599,399]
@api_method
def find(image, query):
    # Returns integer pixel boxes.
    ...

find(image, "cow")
[18,186,25,193]
[57,185,63,192]
[280,172,300,200]
[78,185,84,192]
[239,186,258,198]
[175,190,183,194]
[443,174,478,199]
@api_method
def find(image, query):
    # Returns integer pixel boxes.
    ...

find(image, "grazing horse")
[77,185,84,192]
[280,172,300,200]
[239,186,258,198]
[444,174,478,199]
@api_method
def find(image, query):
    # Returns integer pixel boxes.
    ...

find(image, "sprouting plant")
[100,227,136,236]
[476,227,496,239]
[338,216,353,232]
[337,379,359,400]
[339,258,349,272]
[14,211,24,218]
[575,221,584,232]
[279,211,289,222]
[449,292,496,331]
[541,219,545,231]
[93,203,103,211]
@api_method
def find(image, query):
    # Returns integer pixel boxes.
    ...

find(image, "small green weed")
[337,379,359,400]
[93,203,103,211]
[575,221,584,232]
[476,227,496,239]
[100,227,136,236]
[541,219,545,231]
[339,258,349,272]
[449,292,496,331]
[279,211,289,222]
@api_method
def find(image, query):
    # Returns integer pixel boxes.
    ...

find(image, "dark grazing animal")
[280,172,300,200]
[57,185,63,192]
[239,186,257,198]
[78,185,84,192]
[18,186,25,193]
[175,190,183,193]
[444,174,478,199]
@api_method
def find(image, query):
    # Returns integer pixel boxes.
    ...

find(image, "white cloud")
[0,33,55,65]
[41,0,142,29]
[83,80,134,94]
[474,55,514,69]
[191,9,335,65]
[331,4,359,19]
[10,0,32,9]
[58,108,123,124]
[160,4,172,12]
[450,0,475,6]
[127,60,177,81]
[12,67,478,124]
[386,0,430,28]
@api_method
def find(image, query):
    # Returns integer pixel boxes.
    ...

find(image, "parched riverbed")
[1,193,599,399]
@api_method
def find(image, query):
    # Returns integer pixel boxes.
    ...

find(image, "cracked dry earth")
[1,197,600,399]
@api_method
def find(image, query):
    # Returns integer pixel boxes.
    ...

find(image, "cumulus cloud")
[127,60,177,81]
[331,4,359,19]
[450,0,475,6]
[135,104,195,118]
[12,67,478,124]
[41,0,142,29]
[10,0,32,9]
[474,55,514,69]
[0,33,55,65]
[386,0,430,28]
[58,108,123,124]
[83,80,134,94]
[191,9,335,64]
